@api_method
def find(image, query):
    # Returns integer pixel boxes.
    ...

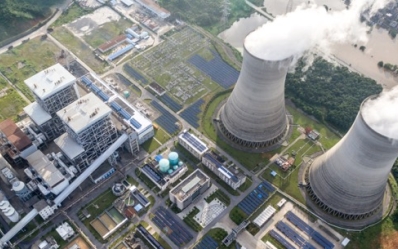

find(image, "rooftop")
[98,34,126,52]
[135,0,170,18]
[0,119,32,151]
[57,92,112,134]
[24,64,76,100]
[33,199,48,211]
[23,102,52,126]
[26,150,65,188]
[170,169,209,201]
[179,132,208,154]
[203,153,243,183]
[54,133,85,159]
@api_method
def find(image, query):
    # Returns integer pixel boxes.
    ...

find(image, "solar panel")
[269,230,296,249]
[81,76,93,86]
[90,84,101,93]
[110,102,122,111]
[181,132,207,152]
[97,90,109,101]
[130,118,142,129]
[123,64,148,84]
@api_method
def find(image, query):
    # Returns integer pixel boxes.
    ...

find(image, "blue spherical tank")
[159,159,170,173]
[168,169,174,174]
[173,165,179,170]
[168,152,179,166]
[178,161,183,166]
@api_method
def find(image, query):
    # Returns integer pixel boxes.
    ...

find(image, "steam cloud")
[245,0,392,61]
[362,87,398,140]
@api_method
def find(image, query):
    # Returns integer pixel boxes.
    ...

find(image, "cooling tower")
[308,96,398,221]
[219,42,292,150]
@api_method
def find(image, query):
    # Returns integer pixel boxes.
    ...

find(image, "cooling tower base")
[299,159,393,230]
[214,102,293,153]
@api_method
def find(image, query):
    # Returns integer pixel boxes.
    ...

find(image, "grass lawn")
[152,231,173,249]
[52,27,108,73]
[0,77,8,90]
[135,168,157,190]
[0,37,64,101]
[0,89,27,121]
[141,137,161,154]
[154,127,171,144]
[205,189,231,206]
[229,206,248,225]
[81,189,118,218]
[237,177,253,192]
[183,207,202,232]
[205,227,237,249]
[51,3,92,28]
[83,19,133,48]
[125,175,139,186]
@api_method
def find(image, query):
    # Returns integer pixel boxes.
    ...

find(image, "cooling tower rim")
[360,94,398,142]
[243,40,293,63]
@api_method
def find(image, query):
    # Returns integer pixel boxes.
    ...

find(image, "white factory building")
[178,131,209,159]
[33,200,55,220]
[56,222,75,240]
[169,169,210,210]
[24,64,79,141]
[201,152,246,190]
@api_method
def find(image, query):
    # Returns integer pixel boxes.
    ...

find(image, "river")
[218,0,398,89]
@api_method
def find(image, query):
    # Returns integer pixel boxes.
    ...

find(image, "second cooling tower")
[307,96,398,221]
[219,43,292,150]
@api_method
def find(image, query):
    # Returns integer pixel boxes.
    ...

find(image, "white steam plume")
[362,87,398,140]
[245,0,392,61]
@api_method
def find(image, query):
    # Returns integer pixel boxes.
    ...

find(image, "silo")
[168,152,179,166]
[307,95,398,222]
[219,39,292,151]
[0,200,20,222]
[12,181,31,201]
[159,159,170,173]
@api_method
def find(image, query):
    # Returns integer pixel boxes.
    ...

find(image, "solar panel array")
[137,225,165,249]
[237,181,275,216]
[108,44,134,61]
[152,206,193,247]
[123,64,148,84]
[194,235,218,249]
[286,211,334,249]
[269,230,296,249]
[276,221,316,249]
[179,99,204,128]
[159,94,182,112]
[151,101,179,134]
[141,164,166,186]
[181,132,207,152]
[81,76,110,101]
[189,50,240,89]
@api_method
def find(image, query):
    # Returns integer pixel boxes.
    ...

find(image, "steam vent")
[307,95,398,227]
[218,40,292,151]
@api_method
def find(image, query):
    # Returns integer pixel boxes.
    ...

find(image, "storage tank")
[167,169,174,174]
[168,152,179,166]
[178,161,183,166]
[0,201,19,222]
[173,165,179,170]
[218,34,292,151]
[307,95,398,227]
[159,159,170,173]
[123,91,130,98]
[12,181,31,201]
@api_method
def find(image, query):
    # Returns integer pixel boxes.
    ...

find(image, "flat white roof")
[253,205,276,227]
[23,102,52,126]
[182,176,201,193]
[54,133,85,159]
[26,150,65,188]
[57,92,112,134]
[24,63,76,100]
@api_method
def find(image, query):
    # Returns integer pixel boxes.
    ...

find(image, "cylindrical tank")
[308,96,398,221]
[0,200,10,211]
[167,169,174,174]
[219,39,292,151]
[0,201,20,222]
[173,165,179,170]
[123,91,130,98]
[12,181,31,200]
[178,161,183,166]
[168,152,179,166]
[159,159,170,173]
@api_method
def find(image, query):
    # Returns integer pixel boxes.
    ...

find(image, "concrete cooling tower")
[307,95,398,224]
[218,41,292,151]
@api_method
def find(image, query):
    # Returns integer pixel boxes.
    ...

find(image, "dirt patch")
[65,237,90,249]
[378,231,398,249]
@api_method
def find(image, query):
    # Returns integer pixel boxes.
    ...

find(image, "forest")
[0,0,64,42]
[286,58,382,132]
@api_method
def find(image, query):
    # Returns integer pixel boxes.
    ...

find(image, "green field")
[84,19,132,48]
[141,137,161,154]
[183,207,202,232]
[0,77,8,90]
[205,189,231,206]
[52,27,108,73]
[0,37,64,101]
[51,3,92,28]
[0,89,27,122]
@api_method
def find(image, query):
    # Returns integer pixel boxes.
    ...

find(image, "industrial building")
[169,169,210,210]
[134,0,170,19]
[307,95,398,227]
[253,205,276,227]
[0,200,19,223]
[178,131,208,159]
[55,93,118,171]
[33,200,55,220]
[201,152,246,190]
[0,119,36,165]
[218,39,291,151]
[24,64,79,140]
[55,222,75,240]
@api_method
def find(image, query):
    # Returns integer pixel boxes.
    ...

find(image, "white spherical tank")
[219,38,292,151]
[0,200,20,222]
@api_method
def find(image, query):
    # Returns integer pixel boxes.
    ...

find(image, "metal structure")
[24,64,79,140]
[307,95,398,221]
[56,93,118,171]
[218,42,292,151]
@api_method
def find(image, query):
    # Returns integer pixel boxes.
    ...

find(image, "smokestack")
[218,40,292,150]
[307,95,398,224]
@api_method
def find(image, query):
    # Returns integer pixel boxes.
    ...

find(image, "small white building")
[33,200,54,220]
[178,131,208,159]
[56,222,75,240]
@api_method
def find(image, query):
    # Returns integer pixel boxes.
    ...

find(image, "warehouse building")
[169,169,210,210]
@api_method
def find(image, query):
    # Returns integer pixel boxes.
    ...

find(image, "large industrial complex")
[0,0,396,249]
